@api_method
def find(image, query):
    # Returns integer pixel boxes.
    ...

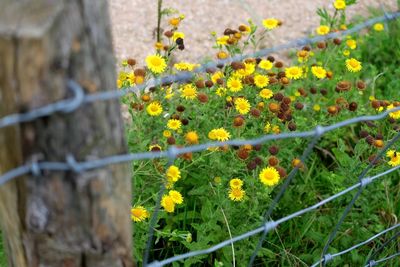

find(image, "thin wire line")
[145,165,400,267]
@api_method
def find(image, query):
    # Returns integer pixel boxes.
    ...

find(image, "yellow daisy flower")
[262,18,279,30]
[211,71,224,84]
[285,66,303,80]
[311,66,327,79]
[316,25,330,35]
[146,102,163,116]
[185,131,199,144]
[131,206,149,222]
[373,23,384,32]
[259,167,280,186]
[227,77,243,92]
[387,104,400,119]
[163,130,172,138]
[161,195,175,213]
[254,74,269,88]
[259,59,273,70]
[229,178,243,189]
[166,165,181,183]
[334,0,346,10]
[208,128,231,141]
[346,39,357,50]
[217,36,229,45]
[181,84,198,100]
[173,31,185,41]
[216,87,227,96]
[259,89,273,99]
[228,188,246,201]
[235,98,251,115]
[146,54,167,74]
[169,190,184,204]
[346,58,362,72]
[167,119,182,130]
[313,104,321,112]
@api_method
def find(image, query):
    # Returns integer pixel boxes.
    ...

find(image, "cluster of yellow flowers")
[228,178,245,201]
[129,0,394,222]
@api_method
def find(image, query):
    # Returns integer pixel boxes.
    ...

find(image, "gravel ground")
[109,0,397,65]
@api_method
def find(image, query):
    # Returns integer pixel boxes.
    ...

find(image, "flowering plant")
[119,1,399,265]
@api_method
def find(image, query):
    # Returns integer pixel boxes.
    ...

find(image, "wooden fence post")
[0,1,133,266]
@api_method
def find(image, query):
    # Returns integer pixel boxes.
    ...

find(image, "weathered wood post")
[0,1,133,266]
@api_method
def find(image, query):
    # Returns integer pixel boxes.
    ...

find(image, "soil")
[108,0,397,65]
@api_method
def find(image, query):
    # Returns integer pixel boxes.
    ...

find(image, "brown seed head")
[317,41,327,49]
[276,166,287,178]
[336,81,352,92]
[231,61,245,70]
[295,102,304,110]
[250,108,261,118]
[333,38,342,45]
[356,80,366,90]
[247,161,257,170]
[195,79,205,89]
[167,137,176,145]
[197,93,208,103]
[164,31,173,38]
[268,145,279,155]
[274,93,284,101]
[269,102,280,113]
[134,68,146,76]
[233,116,245,127]
[127,58,136,66]
[237,149,249,160]
[274,61,284,68]
[288,122,297,131]
[373,139,384,148]
[205,80,214,88]
[268,156,279,166]
[327,105,338,115]
[349,102,358,111]
[267,56,275,62]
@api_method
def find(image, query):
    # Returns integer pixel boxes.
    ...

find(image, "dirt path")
[108,0,397,65]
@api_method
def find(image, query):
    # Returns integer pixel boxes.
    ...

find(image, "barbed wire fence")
[0,11,400,267]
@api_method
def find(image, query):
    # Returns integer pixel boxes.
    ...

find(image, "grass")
[0,231,7,266]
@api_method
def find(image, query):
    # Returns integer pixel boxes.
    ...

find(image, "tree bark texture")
[0,1,132,266]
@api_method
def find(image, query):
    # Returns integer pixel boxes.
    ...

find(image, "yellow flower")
[316,25,330,35]
[173,31,185,41]
[163,130,172,138]
[346,58,362,72]
[146,54,167,74]
[259,59,273,70]
[387,150,400,167]
[167,119,182,130]
[235,98,251,115]
[227,77,243,92]
[387,104,400,119]
[272,125,280,134]
[217,36,229,45]
[211,71,224,84]
[311,66,327,79]
[334,0,346,10]
[343,50,350,56]
[254,74,269,88]
[164,86,174,99]
[169,190,183,204]
[131,206,149,222]
[117,79,123,89]
[208,128,231,141]
[373,23,384,32]
[181,84,198,100]
[229,178,243,189]
[262,18,279,30]
[236,63,256,77]
[161,195,175,213]
[216,87,227,96]
[185,131,199,144]
[166,165,181,183]
[285,66,303,80]
[146,102,163,116]
[346,39,357,50]
[313,104,321,112]
[264,122,271,133]
[259,89,273,99]
[169,17,180,27]
[228,188,245,201]
[174,62,196,71]
[259,167,280,186]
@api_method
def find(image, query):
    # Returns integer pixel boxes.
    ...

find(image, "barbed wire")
[145,163,400,267]
[311,223,400,267]
[0,10,399,267]
[0,12,399,131]
[366,251,400,267]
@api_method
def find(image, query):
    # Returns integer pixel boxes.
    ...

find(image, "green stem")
[157,0,163,43]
